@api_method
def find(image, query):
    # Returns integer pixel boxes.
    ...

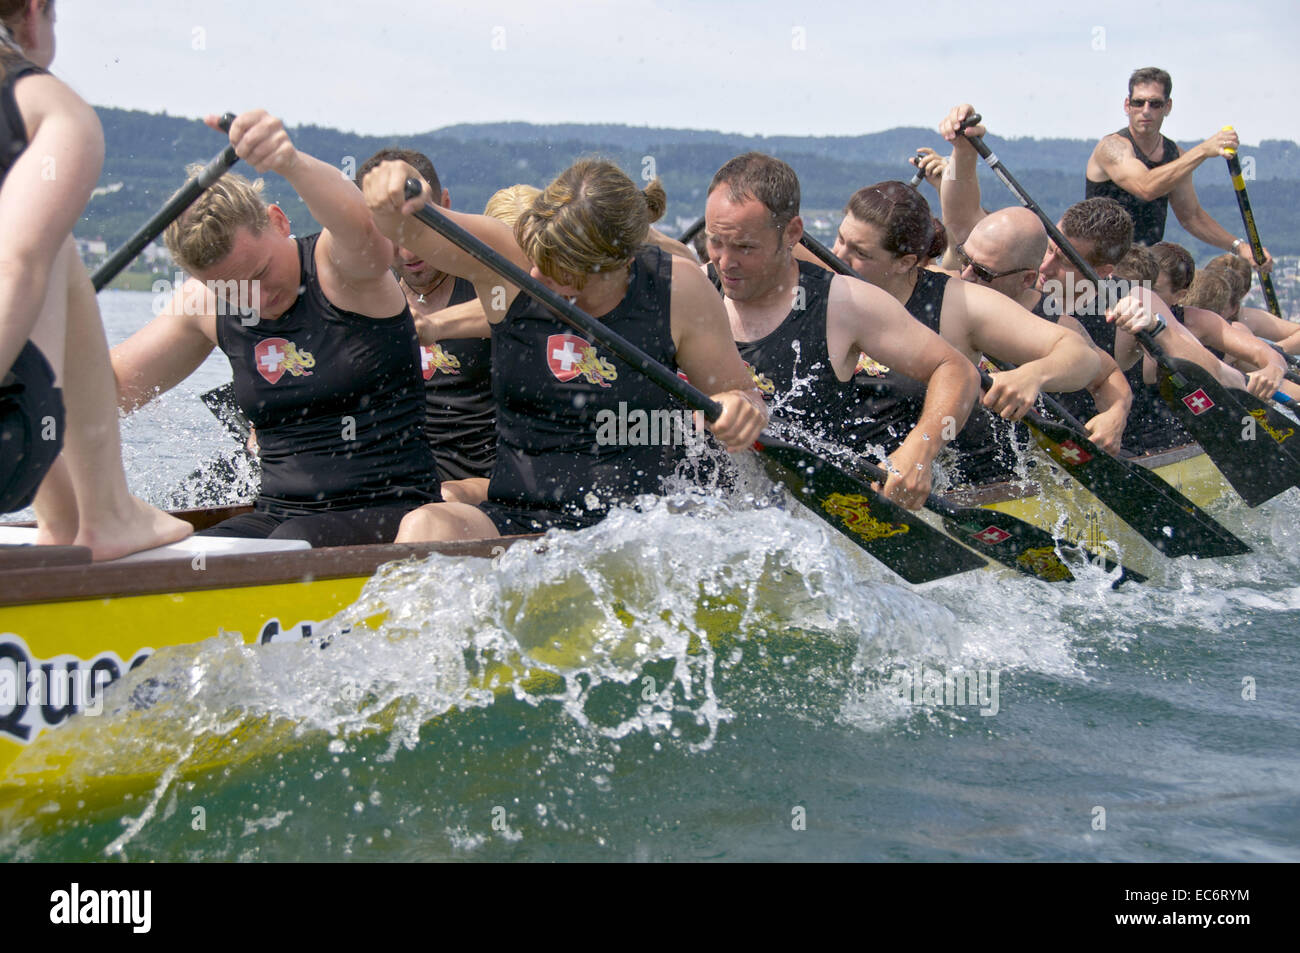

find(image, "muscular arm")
[833,276,979,504]
[942,280,1100,418]
[1110,289,1249,391]
[1181,304,1286,398]
[936,105,987,252]
[1092,133,1220,202]
[1235,305,1300,350]
[1057,314,1132,455]
[0,75,103,377]
[110,280,218,412]
[414,298,492,344]
[1167,174,1252,257]
[669,259,766,450]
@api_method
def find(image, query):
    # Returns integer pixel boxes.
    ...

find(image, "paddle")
[908,150,928,189]
[398,178,987,584]
[845,455,1145,584]
[800,234,1249,558]
[955,115,1300,506]
[678,215,706,246]
[91,114,238,292]
[1222,132,1282,318]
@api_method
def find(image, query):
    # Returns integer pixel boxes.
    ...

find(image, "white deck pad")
[0,527,310,562]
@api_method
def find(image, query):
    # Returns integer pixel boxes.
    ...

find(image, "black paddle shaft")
[91,114,238,292]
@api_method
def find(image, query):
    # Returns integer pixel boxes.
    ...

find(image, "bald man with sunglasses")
[1085,67,1271,271]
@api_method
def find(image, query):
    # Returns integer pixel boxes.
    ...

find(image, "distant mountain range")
[83,108,1300,263]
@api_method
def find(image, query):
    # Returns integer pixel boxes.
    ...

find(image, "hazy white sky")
[56,0,1300,144]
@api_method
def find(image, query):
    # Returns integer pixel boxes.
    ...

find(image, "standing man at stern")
[1085,67,1271,269]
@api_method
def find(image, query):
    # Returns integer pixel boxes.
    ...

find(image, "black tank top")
[1085,129,1179,246]
[488,244,681,514]
[730,261,861,445]
[216,233,439,515]
[421,275,496,480]
[0,54,45,182]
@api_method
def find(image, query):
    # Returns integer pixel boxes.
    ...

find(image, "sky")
[56,0,1300,145]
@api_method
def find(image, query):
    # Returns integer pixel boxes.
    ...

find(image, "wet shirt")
[216,233,439,515]
[420,276,496,480]
[488,244,682,515]
[1085,128,1180,246]
[1121,305,1192,454]
[724,260,861,445]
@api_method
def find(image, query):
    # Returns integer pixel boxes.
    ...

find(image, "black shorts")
[195,501,425,547]
[0,341,64,514]
[475,499,606,536]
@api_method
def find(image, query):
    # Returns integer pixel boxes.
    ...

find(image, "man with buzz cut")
[703,151,979,510]
[1084,66,1272,270]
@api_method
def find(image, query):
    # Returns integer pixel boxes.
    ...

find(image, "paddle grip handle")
[908,151,927,188]
[400,178,726,424]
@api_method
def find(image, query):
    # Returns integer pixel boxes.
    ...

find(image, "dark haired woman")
[833,181,1098,485]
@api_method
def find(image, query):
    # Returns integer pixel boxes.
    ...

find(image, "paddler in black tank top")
[830,181,1099,487]
[704,153,979,510]
[111,110,440,546]
[1084,67,1271,270]
[357,148,496,504]
[0,1,190,559]
[361,157,767,543]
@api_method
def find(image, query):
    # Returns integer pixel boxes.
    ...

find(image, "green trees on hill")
[84,109,1300,266]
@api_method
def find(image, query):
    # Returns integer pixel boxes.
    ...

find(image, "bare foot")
[75,496,194,561]
[34,524,78,546]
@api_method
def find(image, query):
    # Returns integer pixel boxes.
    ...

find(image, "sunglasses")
[956,244,1033,283]
[1129,97,1167,109]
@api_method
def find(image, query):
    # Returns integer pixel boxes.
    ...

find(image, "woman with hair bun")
[363,157,767,542]
[833,181,1100,486]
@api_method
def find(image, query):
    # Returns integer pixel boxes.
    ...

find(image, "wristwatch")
[1232,238,1245,253]
[1150,314,1168,337]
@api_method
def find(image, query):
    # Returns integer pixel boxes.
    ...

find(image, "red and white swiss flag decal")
[973,525,1012,545]
[420,345,436,381]
[255,337,290,384]
[1056,440,1092,465]
[547,333,592,382]
[1182,389,1215,415]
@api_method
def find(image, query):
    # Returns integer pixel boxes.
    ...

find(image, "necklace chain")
[404,270,451,304]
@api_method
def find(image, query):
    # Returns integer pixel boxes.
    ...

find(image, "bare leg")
[56,243,191,560]
[439,477,489,505]
[395,501,499,543]
[31,455,78,544]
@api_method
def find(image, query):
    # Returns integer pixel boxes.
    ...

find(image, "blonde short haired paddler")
[362,157,768,544]
[111,110,442,545]
[0,0,191,558]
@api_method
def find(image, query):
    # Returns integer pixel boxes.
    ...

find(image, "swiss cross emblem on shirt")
[973,525,1012,545]
[254,337,314,384]
[1182,389,1215,415]
[545,333,617,387]
[1055,440,1093,465]
[255,338,290,384]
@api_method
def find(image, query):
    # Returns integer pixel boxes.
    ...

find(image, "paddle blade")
[1025,414,1251,558]
[1154,358,1300,507]
[754,438,987,584]
[939,508,1146,586]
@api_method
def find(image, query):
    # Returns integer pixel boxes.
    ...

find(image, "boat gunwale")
[0,532,542,608]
